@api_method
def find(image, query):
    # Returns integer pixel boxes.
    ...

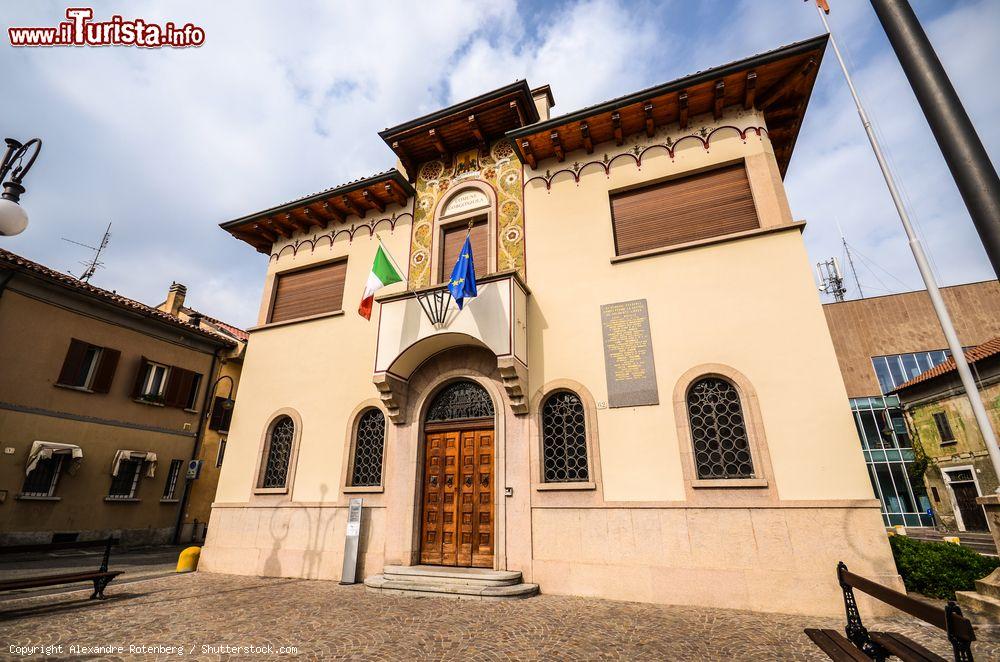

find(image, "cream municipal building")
[202,35,899,615]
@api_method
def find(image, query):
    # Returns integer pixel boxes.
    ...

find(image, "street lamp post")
[0,137,43,237]
[171,372,236,545]
[211,374,236,412]
[870,0,1000,280]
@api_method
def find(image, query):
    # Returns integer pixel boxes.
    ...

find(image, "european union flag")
[447,235,478,310]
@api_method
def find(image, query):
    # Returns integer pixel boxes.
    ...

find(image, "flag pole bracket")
[415,288,452,328]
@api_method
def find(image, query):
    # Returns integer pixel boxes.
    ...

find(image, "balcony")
[373,270,529,422]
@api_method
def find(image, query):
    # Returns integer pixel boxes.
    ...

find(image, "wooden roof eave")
[220,169,414,252]
[378,80,539,143]
[506,34,828,177]
[379,81,541,178]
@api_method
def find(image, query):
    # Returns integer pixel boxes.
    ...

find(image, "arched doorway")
[419,380,496,568]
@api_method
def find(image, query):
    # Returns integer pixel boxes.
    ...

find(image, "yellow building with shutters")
[0,254,242,546]
[201,35,899,615]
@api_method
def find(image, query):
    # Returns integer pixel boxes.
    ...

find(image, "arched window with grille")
[349,408,386,487]
[541,390,590,483]
[259,415,295,489]
[686,377,755,479]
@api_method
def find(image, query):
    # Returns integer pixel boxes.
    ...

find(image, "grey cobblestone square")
[1,573,998,661]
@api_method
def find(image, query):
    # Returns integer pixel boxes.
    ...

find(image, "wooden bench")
[805,561,976,662]
[0,537,122,599]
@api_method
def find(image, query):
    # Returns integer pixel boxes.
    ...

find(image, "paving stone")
[1,572,998,661]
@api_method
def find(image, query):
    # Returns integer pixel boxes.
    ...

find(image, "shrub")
[889,534,1000,599]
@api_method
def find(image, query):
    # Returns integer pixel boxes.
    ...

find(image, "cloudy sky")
[2,0,997,328]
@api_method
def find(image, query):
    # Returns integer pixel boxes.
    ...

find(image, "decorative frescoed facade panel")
[409,139,525,288]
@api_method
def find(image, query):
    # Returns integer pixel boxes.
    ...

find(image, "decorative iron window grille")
[261,416,294,488]
[686,377,755,479]
[426,381,494,422]
[350,409,386,487]
[541,391,590,483]
[162,459,183,499]
[21,455,64,497]
[108,459,143,499]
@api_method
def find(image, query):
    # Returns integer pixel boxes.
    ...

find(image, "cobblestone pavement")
[1,572,998,661]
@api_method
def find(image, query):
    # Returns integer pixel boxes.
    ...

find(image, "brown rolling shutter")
[56,339,90,386]
[163,367,195,408]
[440,220,488,282]
[90,348,120,394]
[611,163,759,256]
[268,260,347,323]
[131,357,151,398]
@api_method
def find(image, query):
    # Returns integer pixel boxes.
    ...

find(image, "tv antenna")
[837,222,864,299]
[816,257,847,302]
[62,221,111,283]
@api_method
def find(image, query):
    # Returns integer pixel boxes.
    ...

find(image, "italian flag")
[358,243,403,320]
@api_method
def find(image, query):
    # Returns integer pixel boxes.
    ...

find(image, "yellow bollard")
[176,546,201,573]
[893,525,907,536]
[943,536,961,545]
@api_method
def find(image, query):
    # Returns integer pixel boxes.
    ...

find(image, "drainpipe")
[0,269,15,299]
[172,347,221,545]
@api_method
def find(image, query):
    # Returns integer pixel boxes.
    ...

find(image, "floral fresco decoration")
[408,138,524,288]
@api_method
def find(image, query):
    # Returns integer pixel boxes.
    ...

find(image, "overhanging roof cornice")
[379,80,540,178]
[220,169,414,253]
[378,80,539,140]
[507,34,829,177]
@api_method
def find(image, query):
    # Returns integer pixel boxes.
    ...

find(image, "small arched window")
[260,415,295,489]
[350,408,386,487]
[541,391,590,483]
[686,377,755,479]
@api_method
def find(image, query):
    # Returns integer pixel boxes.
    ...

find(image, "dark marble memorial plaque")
[600,299,659,408]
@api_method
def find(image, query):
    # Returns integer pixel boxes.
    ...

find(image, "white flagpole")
[813,2,1000,489]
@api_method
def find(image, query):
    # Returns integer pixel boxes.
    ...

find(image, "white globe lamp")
[0,138,42,238]
[0,196,29,237]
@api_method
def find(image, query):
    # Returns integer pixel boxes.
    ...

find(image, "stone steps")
[365,565,538,600]
[955,569,1000,624]
[955,590,1000,623]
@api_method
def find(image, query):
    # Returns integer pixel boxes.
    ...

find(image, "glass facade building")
[854,349,957,526]
[850,395,934,527]
[870,350,952,395]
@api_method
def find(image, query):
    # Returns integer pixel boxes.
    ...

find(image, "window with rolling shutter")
[610,163,759,256]
[55,339,119,392]
[440,218,488,283]
[268,260,347,323]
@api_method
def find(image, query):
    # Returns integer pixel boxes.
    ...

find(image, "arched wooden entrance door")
[419,381,495,568]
